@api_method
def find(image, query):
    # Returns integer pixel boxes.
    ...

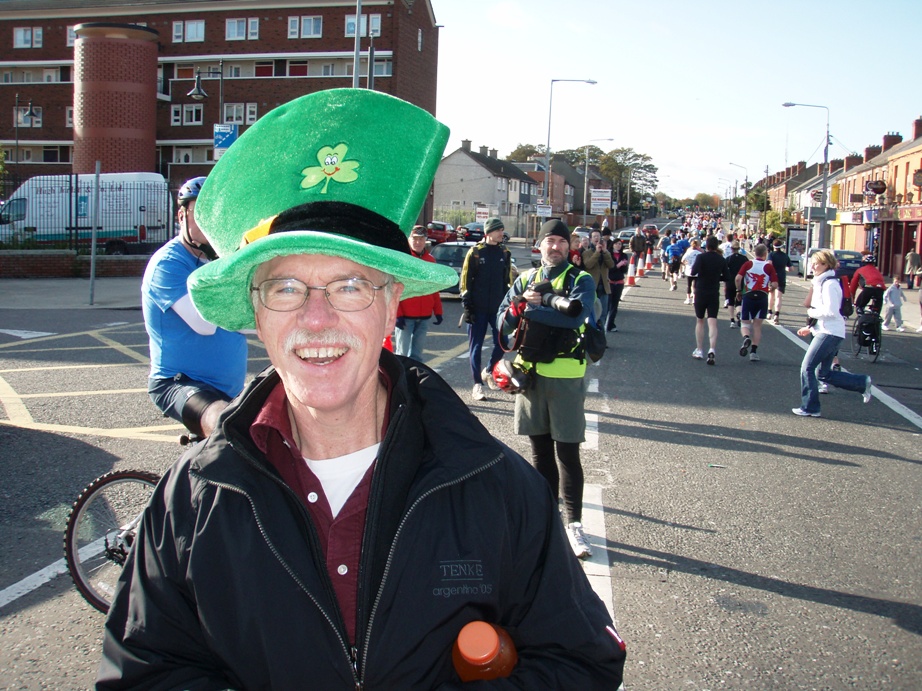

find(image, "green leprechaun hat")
[188,88,458,331]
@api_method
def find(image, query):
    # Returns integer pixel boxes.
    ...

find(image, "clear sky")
[432,0,921,201]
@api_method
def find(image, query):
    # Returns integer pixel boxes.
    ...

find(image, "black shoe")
[739,336,751,357]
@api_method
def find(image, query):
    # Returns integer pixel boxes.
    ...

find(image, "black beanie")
[538,219,570,242]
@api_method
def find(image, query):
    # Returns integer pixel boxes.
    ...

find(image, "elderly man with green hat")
[98,89,625,689]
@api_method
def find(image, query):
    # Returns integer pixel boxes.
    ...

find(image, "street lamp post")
[729,162,748,226]
[13,93,36,183]
[544,78,596,217]
[187,59,225,124]
[783,101,830,248]
[583,137,613,225]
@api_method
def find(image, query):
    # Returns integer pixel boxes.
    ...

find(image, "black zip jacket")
[98,352,625,690]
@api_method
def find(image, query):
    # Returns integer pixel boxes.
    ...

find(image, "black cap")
[538,219,570,242]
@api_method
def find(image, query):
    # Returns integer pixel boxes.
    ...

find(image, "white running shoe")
[817,382,829,394]
[567,522,592,559]
[471,383,486,401]
[896,326,906,332]
[862,376,873,404]
[792,407,821,417]
[881,324,890,331]
[691,348,704,359]
[683,297,691,304]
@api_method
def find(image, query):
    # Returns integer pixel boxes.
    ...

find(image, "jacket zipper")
[191,462,361,689]
[358,452,504,687]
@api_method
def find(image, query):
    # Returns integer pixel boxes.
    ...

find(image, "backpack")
[821,274,854,318]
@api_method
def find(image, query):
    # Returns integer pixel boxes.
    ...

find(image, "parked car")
[797,247,864,280]
[426,221,456,244]
[616,229,636,246]
[458,222,484,242]
[430,241,519,295]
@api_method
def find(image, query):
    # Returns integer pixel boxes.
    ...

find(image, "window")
[182,104,203,126]
[246,103,258,124]
[175,64,195,80]
[254,62,273,77]
[224,103,245,124]
[322,63,335,77]
[14,27,42,48]
[227,64,242,78]
[248,18,259,40]
[373,59,392,77]
[15,106,41,128]
[174,147,193,164]
[43,68,58,83]
[65,106,73,127]
[171,105,181,126]
[2,71,11,83]
[288,60,308,77]
[226,19,246,41]
[418,28,423,52]
[43,146,61,163]
[345,14,381,38]
[174,20,205,43]
[290,16,322,38]
[67,26,77,47]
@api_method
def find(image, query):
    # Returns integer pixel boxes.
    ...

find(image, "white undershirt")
[305,444,379,518]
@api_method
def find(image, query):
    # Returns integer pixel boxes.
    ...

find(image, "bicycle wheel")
[851,319,862,355]
[870,326,882,362]
[63,470,159,614]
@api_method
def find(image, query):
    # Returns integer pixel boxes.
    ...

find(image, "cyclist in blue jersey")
[142,177,248,437]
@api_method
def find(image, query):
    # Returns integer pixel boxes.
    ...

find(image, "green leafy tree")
[506,143,543,162]
[694,192,715,210]
[598,148,658,211]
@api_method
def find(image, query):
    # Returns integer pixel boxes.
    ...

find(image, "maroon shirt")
[251,381,384,645]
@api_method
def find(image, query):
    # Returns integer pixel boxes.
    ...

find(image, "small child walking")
[882,277,906,332]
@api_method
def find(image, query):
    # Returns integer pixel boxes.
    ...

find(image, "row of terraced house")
[753,115,922,281]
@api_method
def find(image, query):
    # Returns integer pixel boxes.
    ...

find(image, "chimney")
[479,145,489,156]
[864,145,882,162]
[461,139,471,152]
[882,131,902,151]
[829,158,844,173]
[489,148,498,159]
[844,154,863,171]
[796,161,805,175]
[913,116,922,140]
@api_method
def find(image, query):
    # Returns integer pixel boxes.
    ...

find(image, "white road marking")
[581,484,614,619]
[0,329,56,339]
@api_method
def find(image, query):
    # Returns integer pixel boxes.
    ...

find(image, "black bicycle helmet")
[177,176,206,207]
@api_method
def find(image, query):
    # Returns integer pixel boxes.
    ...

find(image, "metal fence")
[0,174,174,254]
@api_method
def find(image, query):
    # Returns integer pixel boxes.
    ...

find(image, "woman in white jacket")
[793,249,873,417]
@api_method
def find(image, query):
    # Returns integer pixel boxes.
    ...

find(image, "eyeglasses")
[251,277,389,313]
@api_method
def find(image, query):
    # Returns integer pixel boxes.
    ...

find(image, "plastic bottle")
[452,621,518,681]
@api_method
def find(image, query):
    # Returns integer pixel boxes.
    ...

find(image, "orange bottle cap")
[457,621,500,664]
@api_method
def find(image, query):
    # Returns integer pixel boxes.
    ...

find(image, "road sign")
[475,207,489,223]
[590,188,612,215]
[810,189,823,202]
[213,124,239,160]
[536,204,552,217]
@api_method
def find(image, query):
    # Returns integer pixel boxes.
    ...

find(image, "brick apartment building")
[0,0,440,195]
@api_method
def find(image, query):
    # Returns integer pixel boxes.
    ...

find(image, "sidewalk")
[0,276,142,310]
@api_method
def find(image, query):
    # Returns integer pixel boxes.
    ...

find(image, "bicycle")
[63,433,201,613]
[63,469,160,613]
[851,304,882,363]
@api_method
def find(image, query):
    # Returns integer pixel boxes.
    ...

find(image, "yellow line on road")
[16,388,148,399]
[90,332,149,364]
[427,342,470,370]
[0,374,33,424]
[0,418,183,443]
[0,362,140,374]
[0,322,139,350]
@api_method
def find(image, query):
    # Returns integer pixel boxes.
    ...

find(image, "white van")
[0,172,172,254]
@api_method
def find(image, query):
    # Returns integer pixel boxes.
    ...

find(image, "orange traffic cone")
[626,260,637,286]
[636,254,645,277]
[645,248,654,271]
